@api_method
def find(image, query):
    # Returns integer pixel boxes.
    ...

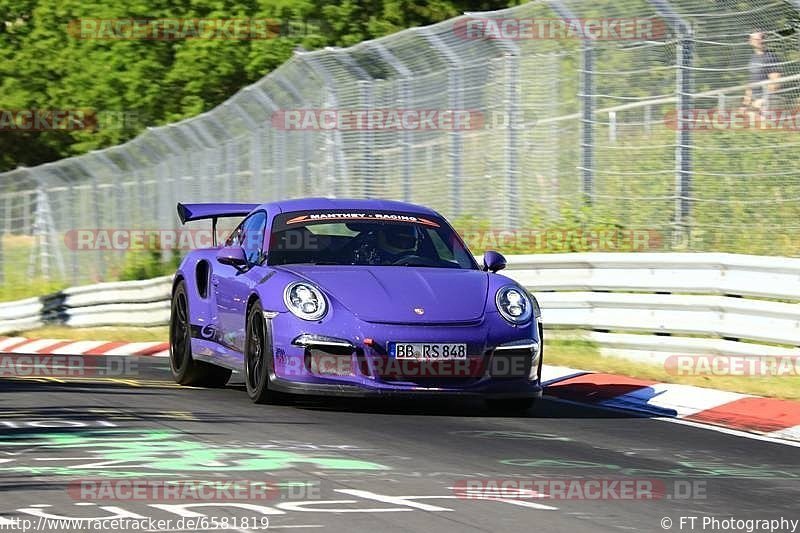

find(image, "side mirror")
[483,250,507,273]
[216,246,247,267]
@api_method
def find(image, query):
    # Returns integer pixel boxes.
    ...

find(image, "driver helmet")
[377,224,418,255]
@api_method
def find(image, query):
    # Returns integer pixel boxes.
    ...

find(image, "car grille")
[488,347,532,380]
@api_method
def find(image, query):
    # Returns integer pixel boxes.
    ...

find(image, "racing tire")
[485,398,536,413]
[244,300,276,404]
[170,280,232,387]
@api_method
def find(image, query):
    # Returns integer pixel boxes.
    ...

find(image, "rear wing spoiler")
[177,202,260,246]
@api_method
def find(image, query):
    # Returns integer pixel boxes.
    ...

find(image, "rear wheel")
[170,280,232,387]
[485,397,536,413]
[244,300,276,403]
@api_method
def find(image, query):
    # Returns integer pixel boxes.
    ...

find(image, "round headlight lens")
[284,282,327,321]
[495,285,532,324]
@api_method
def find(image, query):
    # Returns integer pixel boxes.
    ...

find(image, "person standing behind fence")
[742,31,781,111]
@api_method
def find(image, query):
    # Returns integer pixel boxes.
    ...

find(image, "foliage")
[117,235,182,281]
[0,0,519,172]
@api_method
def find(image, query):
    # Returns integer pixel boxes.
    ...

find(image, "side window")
[225,225,243,247]
[427,229,455,261]
[241,211,267,264]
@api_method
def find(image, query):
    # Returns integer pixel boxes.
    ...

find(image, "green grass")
[546,337,800,401]
[19,325,169,342]
[0,237,68,301]
[0,234,178,302]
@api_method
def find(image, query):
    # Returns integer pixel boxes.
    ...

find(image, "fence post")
[646,0,693,246]
[188,120,222,199]
[273,73,310,196]
[356,79,374,198]
[419,29,463,217]
[676,31,694,243]
[150,129,189,263]
[295,51,355,198]
[252,89,287,200]
[74,160,106,280]
[229,101,264,199]
[580,44,595,205]
[93,150,130,271]
[505,53,521,228]
[547,1,594,205]
[0,194,3,284]
[370,42,414,202]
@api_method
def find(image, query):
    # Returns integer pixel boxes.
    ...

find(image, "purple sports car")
[169,198,543,411]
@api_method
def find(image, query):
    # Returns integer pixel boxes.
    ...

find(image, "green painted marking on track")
[0,429,388,477]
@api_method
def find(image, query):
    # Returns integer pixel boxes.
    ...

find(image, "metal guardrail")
[0,275,172,335]
[1,254,798,363]
[502,252,800,362]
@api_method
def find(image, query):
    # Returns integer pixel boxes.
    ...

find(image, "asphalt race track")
[1,357,798,533]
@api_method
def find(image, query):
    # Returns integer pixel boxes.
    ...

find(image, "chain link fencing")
[2,0,800,287]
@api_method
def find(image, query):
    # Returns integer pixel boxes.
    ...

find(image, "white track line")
[546,395,800,448]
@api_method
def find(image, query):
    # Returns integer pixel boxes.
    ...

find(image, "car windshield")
[267,210,478,269]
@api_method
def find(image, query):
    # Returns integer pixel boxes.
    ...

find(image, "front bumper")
[268,377,543,399]
[266,310,543,399]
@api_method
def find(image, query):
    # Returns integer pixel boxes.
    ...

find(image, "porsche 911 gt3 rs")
[169,198,543,411]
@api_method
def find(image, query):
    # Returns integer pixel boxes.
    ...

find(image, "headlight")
[284,282,327,321]
[495,285,533,324]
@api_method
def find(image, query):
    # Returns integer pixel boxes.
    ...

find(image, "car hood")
[278,265,489,324]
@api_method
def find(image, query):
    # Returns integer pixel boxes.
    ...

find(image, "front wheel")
[244,300,276,403]
[170,280,231,387]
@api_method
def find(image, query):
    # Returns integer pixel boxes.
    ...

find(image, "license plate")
[390,343,467,360]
